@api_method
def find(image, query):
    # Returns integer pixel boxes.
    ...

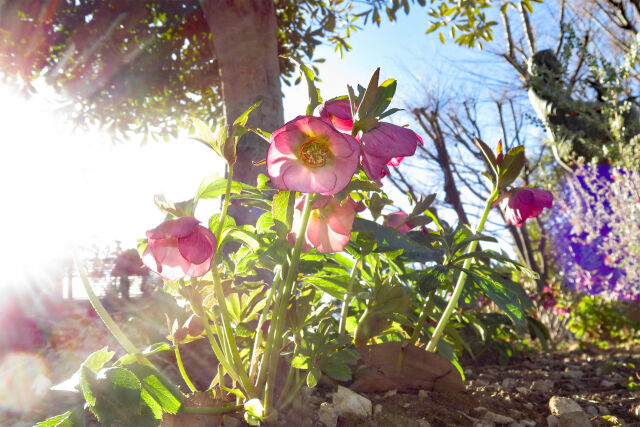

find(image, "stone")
[600,379,617,387]
[317,403,338,427]
[562,370,584,379]
[222,416,242,427]
[373,403,383,417]
[547,414,560,427]
[597,406,610,415]
[507,423,525,427]
[475,379,490,387]
[585,406,598,417]
[471,407,489,417]
[481,410,515,425]
[515,386,530,395]
[531,379,554,394]
[631,403,640,418]
[521,420,536,427]
[332,385,372,419]
[549,396,583,416]
[417,419,431,427]
[472,422,495,427]
[557,412,592,427]
[418,389,429,399]
[501,378,517,389]
[383,389,397,398]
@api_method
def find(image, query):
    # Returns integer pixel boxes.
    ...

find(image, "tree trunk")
[200,0,284,187]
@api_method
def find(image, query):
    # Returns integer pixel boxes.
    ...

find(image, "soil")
[5,338,640,426]
[277,342,640,427]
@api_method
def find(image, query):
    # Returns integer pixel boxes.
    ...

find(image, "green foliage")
[568,296,640,345]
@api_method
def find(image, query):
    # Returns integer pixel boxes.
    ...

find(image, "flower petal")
[146,217,199,239]
[178,226,215,265]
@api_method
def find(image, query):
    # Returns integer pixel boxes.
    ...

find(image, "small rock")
[598,406,610,415]
[332,386,372,419]
[520,421,536,427]
[481,411,515,425]
[507,409,524,419]
[531,379,554,394]
[600,379,617,387]
[562,370,584,379]
[547,414,560,427]
[471,407,489,417]
[473,422,495,427]
[585,406,598,417]
[557,412,592,427]
[418,389,429,399]
[631,403,640,418]
[383,389,397,398]
[475,379,490,387]
[417,419,431,427]
[507,423,525,427]
[501,378,517,389]
[373,403,383,417]
[549,396,583,416]
[523,402,534,410]
[317,403,338,427]
[402,402,411,408]
[515,386,529,395]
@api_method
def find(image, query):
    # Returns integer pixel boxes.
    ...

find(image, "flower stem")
[249,267,282,381]
[173,341,197,393]
[339,256,362,335]
[263,194,314,417]
[424,188,498,352]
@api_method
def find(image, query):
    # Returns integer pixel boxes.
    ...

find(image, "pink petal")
[146,238,192,281]
[178,226,215,265]
[361,152,389,181]
[146,217,199,239]
[325,198,356,236]
[361,123,419,159]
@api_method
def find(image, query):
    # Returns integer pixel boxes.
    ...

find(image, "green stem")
[173,341,197,393]
[214,165,234,240]
[249,267,282,381]
[212,267,255,396]
[182,404,243,414]
[202,312,241,385]
[339,256,362,335]
[424,187,498,352]
[263,194,314,416]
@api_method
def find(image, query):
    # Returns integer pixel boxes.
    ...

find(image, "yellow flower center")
[299,139,330,168]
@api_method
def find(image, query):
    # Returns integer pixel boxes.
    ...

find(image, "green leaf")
[291,355,310,369]
[307,366,321,388]
[256,211,275,233]
[34,411,74,427]
[352,218,443,262]
[228,228,261,251]
[369,78,397,117]
[244,398,265,426]
[195,174,242,202]
[356,68,380,120]
[190,117,217,151]
[102,367,141,391]
[498,145,525,189]
[141,374,182,414]
[465,269,530,329]
[116,342,171,366]
[233,101,262,126]
[320,362,352,381]
[304,276,350,299]
[288,57,323,115]
[272,190,294,231]
[473,137,498,178]
[83,348,115,373]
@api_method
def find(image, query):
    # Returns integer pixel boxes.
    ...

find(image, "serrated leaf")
[307,366,321,388]
[228,228,261,251]
[141,374,182,414]
[256,211,275,233]
[272,190,294,229]
[83,348,115,373]
[34,411,73,427]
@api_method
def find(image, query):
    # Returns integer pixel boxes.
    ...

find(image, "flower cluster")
[266,97,421,253]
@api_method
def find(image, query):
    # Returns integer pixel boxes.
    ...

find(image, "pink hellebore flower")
[360,123,420,181]
[288,195,357,253]
[142,217,217,281]
[267,116,360,195]
[502,187,553,228]
[383,211,413,234]
[318,99,354,133]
